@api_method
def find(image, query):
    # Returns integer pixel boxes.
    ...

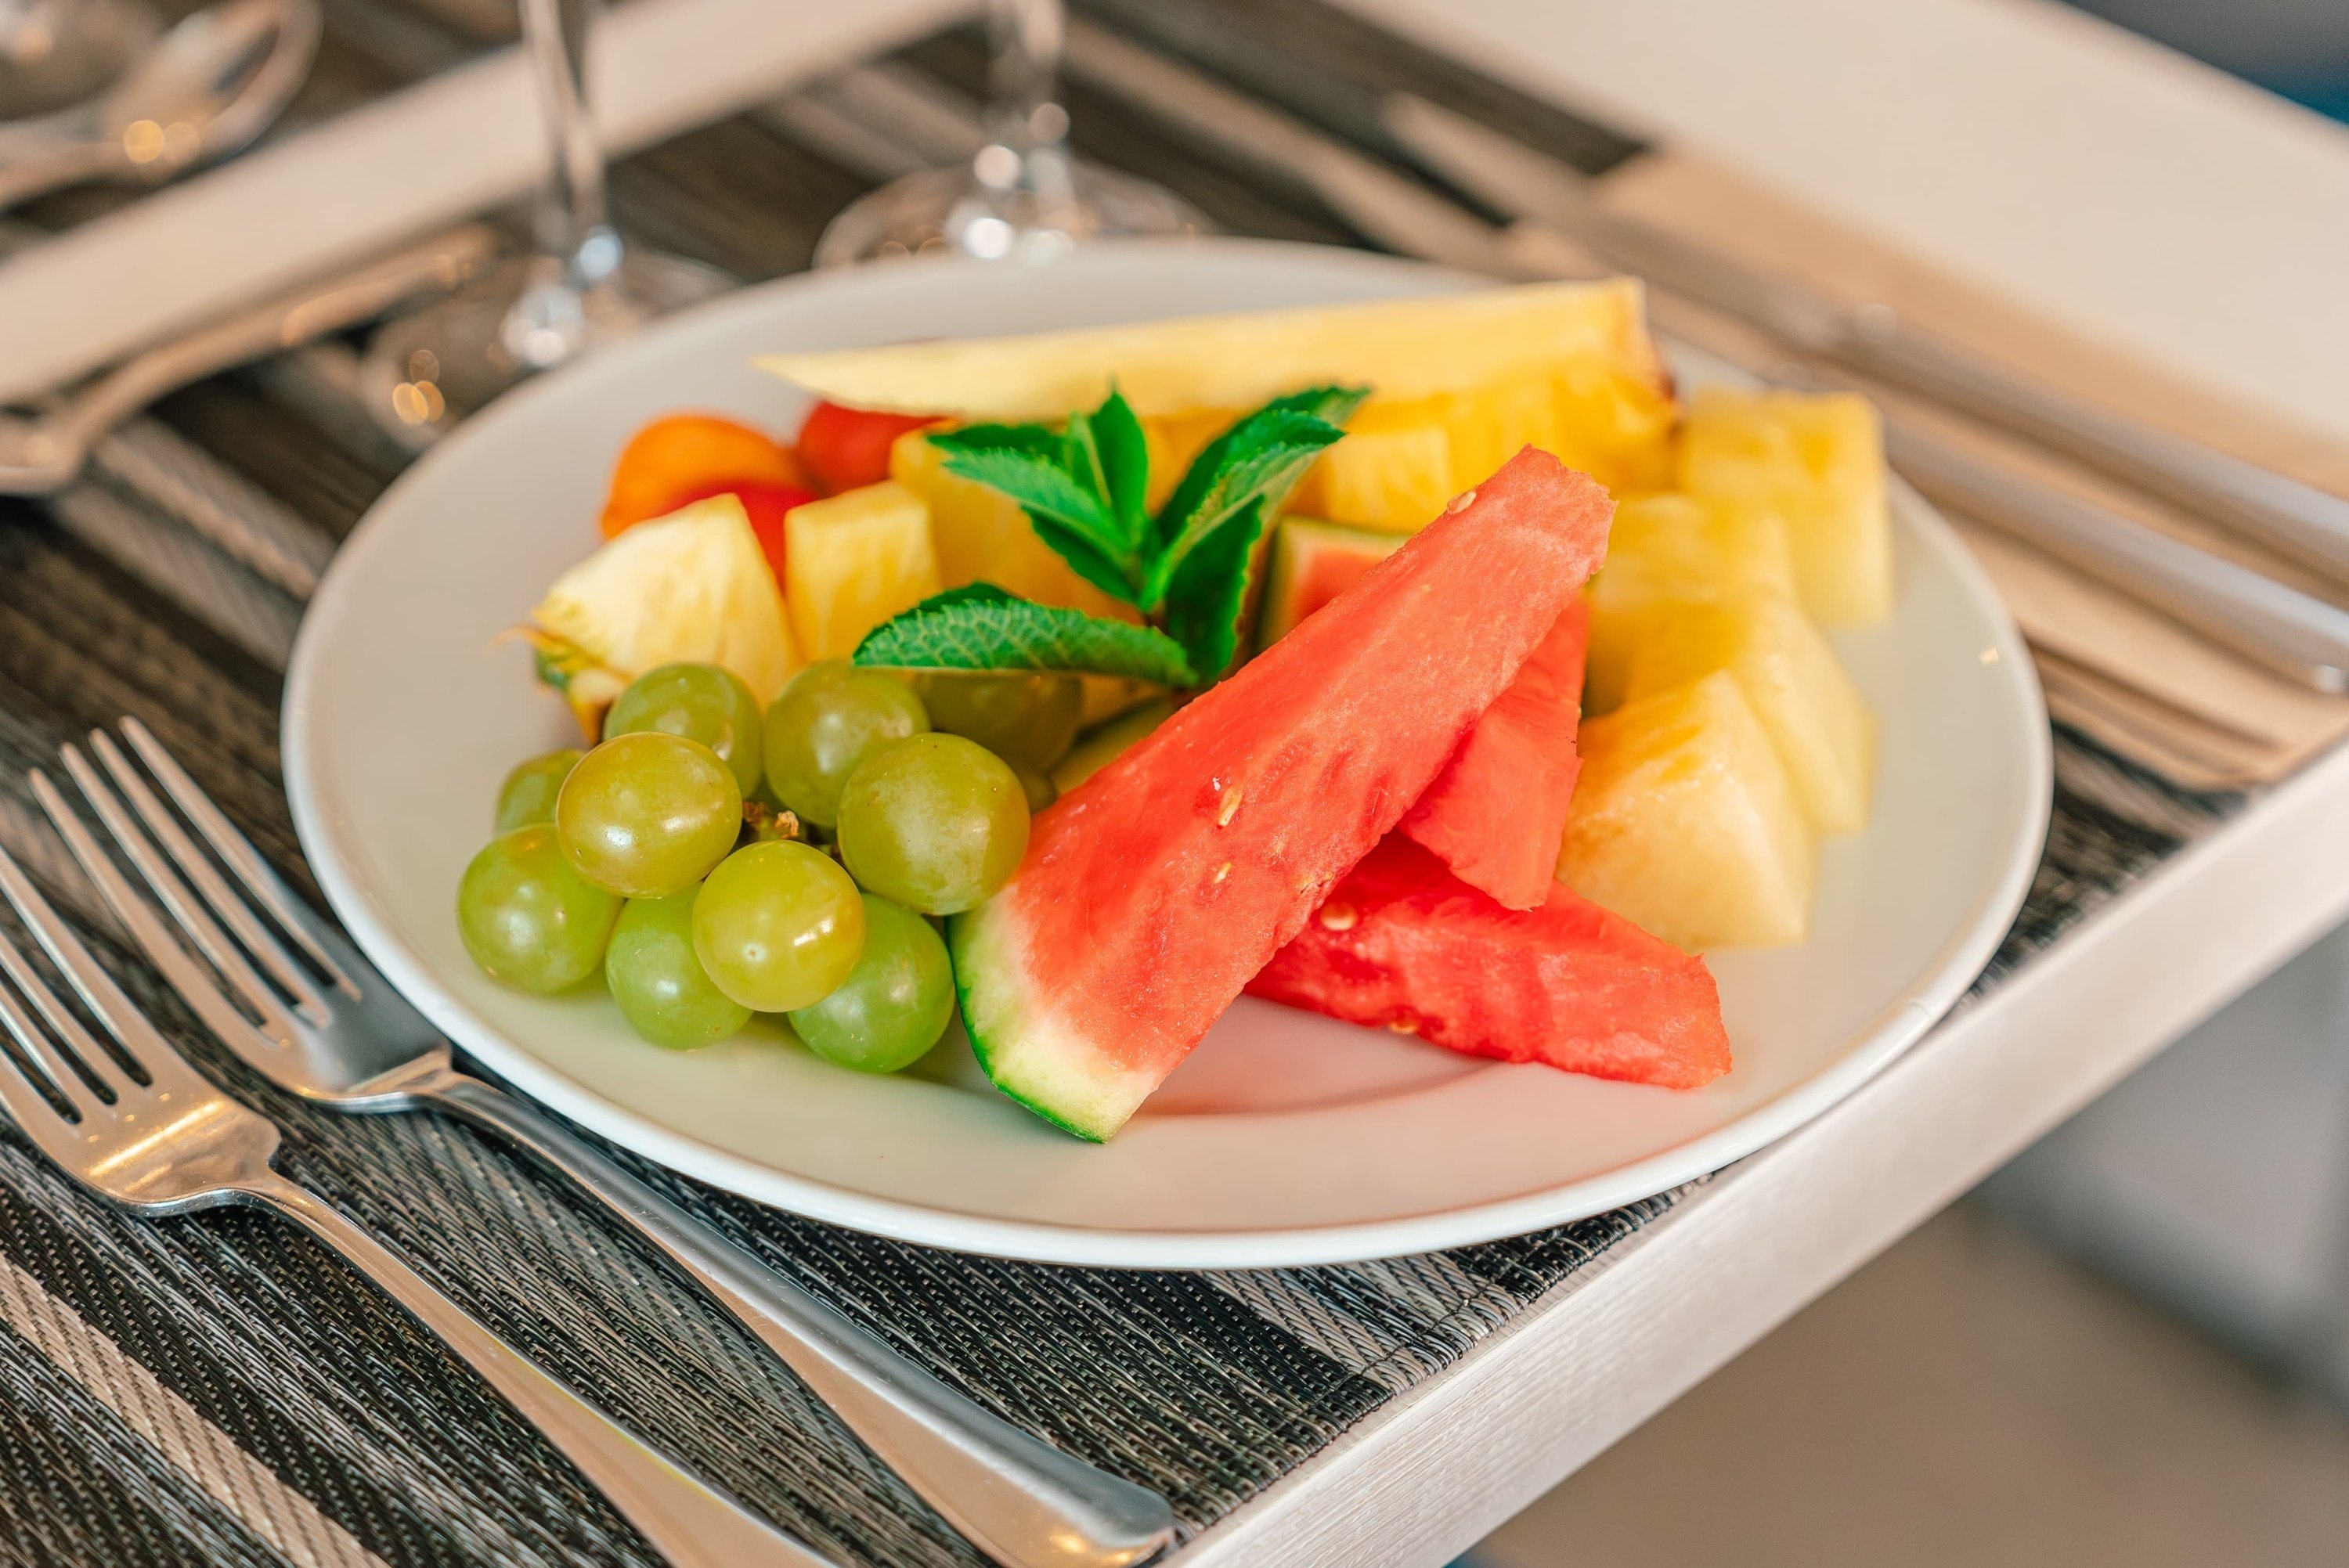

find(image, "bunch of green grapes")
[457,659,1061,1076]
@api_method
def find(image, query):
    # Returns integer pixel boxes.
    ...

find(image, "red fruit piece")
[1398,597,1591,909]
[666,478,814,586]
[796,401,939,495]
[1247,834,1730,1089]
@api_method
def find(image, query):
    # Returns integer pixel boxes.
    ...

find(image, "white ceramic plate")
[284,240,2051,1268]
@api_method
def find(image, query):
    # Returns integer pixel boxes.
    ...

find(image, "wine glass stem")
[520,0,614,290]
[983,0,1072,197]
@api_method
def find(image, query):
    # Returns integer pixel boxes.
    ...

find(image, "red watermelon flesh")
[1247,834,1730,1088]
[952,449,1615,1140]
[1399,597,1589,909]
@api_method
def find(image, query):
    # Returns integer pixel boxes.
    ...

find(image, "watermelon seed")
[1386,1016,1418,1034]
[1212,862,1232,885]
[1445,488,1478,514]
[1317,901,1358,932]
[1216,784,1244,827]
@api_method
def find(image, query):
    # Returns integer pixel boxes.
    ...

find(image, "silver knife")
[1381,92,2349,586]
[1053,21,2349,690]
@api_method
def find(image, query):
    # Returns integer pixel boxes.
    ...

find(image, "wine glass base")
[0,0,155,121]
[360,250,731,450]
[814,161,1207,269]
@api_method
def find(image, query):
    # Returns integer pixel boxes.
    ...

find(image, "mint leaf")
[1066,387,1151,550]
[930,421,1146,602]
[854,584,1197,686]
[1159,498,1272,682]
[1143,388,1363,607]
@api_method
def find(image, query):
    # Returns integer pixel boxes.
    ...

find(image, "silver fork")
[38,719,1176,1568]
[0,834,835,1568]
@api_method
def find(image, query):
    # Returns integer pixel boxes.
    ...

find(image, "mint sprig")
[926,383,1366,679]
[853,585,1197,687]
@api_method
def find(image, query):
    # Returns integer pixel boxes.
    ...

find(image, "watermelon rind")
[950,904,1149,1142]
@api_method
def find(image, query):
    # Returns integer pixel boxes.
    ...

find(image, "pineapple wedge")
[783,481,944,661]
[531,494,800,731]
[1559,671,1813,950]
[1142,410,1233,511]
[1627,597,1878,835]
[889,430,1133,620]
[1550,357,1679,496]
[1293,407,1456,534]
[1677,387,1892,625]
[1586,492,1797,712]
[755,279,1667,422]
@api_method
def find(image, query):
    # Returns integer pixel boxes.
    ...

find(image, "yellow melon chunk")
[887,431,1130,620]
[532,494,800,716]
[754,279,1666,423]
[1627,597,1878,835]
[1677,387,1891,625]
[783,481,943,661]
[1293,409,1456,534]
[1586,492,1797,712]
[1559,671,1813,949]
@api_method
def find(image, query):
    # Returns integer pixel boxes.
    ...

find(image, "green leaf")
[1143,395,1360,607]
[1159,497,1272,682]
[1066,387,1150,549]
[929,421,1146,602]
[853,584,1197,686]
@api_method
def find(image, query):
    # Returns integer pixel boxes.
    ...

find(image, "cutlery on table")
[1048,20,2349,692]
[0,0,319,212]
[1,224,498,499]
[37,719,1178,1568]
[1377,92,2349,586]
[0,829,841,1568]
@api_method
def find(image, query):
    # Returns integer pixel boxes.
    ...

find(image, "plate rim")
[283,238,2053,1268]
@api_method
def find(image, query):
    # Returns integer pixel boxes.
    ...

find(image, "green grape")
[604,892,752,1049]
[788,894,954,1072]
[909,671,1082,770]
[457,825,621,993]
[692,841,865,1011]
[763,660,929,828]
[494,748,582,834]
[836,734,1029,915]
[606,663,767,795]
[1009,761,1057,814]
[556,732,742,899]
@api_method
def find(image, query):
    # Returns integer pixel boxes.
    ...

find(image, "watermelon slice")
[1398,597,1590,909]
[1247,835,1730,1088]
[952,449,1615,1140]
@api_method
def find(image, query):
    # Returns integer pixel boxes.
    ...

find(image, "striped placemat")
[0,1,2241,1562]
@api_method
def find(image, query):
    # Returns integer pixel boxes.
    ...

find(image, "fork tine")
[117,718,354,995]
[0,844,136,1112]
[28,769,276,1076]
[86,731,323,1020]
[0,948,97,1131]
[53,748,294,1033]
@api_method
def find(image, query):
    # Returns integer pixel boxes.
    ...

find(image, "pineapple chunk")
[1586,492,1796,712]
[888,430,1132,619]
[1293,405,1455,534]
[1558,671,1813,949]
[1551,356,1679,496]
[783,481,943,661]
[1677,387,1891,625]
[532,495,800,726]
[1627,597,1878,835]
[1142,409,1233,511]
[1442,373,1561,489]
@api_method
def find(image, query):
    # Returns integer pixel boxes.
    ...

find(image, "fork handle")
[237,1170,839,1568]
[428,1074,1175,1568]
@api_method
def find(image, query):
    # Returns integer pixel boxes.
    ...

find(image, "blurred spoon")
[0,0,157,120]
[0,0,319,211]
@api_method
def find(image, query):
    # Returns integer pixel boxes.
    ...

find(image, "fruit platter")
[285,240,2048,1266]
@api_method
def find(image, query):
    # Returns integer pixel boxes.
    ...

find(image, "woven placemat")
[0,2,2241,1563]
